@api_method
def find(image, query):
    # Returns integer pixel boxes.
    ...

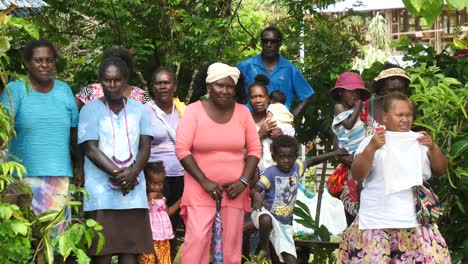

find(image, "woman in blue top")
[0,38,79,233]
[78,56,153,262]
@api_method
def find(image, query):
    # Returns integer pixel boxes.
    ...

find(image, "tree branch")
[216,0,244,61]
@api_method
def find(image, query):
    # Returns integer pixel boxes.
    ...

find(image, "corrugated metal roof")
[319,0,406,13]
[0,0,49,17]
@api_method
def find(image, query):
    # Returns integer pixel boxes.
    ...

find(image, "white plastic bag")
[293,185,347,236]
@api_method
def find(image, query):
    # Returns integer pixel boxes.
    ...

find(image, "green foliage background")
[2,0,468,262]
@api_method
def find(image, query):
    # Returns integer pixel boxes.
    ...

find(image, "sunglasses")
[261,38,281,45]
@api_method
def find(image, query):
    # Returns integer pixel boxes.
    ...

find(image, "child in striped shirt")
[329,72,371,154]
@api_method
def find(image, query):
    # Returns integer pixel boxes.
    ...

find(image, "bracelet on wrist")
[239,176,249,186]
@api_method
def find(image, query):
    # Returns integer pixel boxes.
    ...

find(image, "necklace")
[104,98,133,165]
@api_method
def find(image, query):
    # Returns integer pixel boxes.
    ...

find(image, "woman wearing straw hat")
[363,63,412,133]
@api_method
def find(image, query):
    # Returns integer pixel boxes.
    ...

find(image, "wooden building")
[320,0,468,52]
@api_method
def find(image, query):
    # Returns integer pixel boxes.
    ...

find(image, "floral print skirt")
[337,218,451,263]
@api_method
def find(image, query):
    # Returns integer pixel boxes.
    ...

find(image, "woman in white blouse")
[337,92,450,263]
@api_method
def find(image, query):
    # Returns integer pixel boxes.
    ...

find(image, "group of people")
[0,24,451,264]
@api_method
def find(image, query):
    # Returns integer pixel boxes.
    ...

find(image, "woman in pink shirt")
[176,62,261,264]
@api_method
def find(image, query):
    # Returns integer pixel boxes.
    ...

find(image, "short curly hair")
[98,56,129,82]
[272,135,299,156]
[261,26,283,43]
[144,161,166,177]
[151,67,177,86]
[102,46,134,74]
[23,38,58,62]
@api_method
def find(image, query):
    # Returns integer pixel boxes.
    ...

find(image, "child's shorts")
[251,207,297,262]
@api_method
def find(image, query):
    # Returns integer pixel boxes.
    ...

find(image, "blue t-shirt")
[257,160,306,224]
[237,54,315,109]
[0,80,79,177]
[78,99,152,211]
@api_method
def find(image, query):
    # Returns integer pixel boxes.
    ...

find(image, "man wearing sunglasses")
[237,26,315,117]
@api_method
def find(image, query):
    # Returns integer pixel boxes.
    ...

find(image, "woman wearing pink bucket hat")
[329,72,371,224]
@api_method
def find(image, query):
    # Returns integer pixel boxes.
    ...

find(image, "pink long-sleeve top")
[175,101,261,212]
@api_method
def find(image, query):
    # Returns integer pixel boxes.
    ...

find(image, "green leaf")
[450,138,468,158]
[295,200,311,216]
[43,237,55,264]
[76,249,90,264]
[419,0,444,27]
[295,219,316,229]
[8,17,39,39]
[403,0,425,13]
[58,235,72,260]
[86,218,97,227]
[293,206,310,221]
[10,221,28,236]
[317,225,331,241]
[84,229,92,247]
[454,195,466,214]
[94,224,103,232]
[36,210,59,223]
[0,37,10,53]
[0,204,14,219]
[447,0,468,9]
[96,232,105,254]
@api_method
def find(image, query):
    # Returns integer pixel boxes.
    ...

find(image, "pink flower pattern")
[337,218,451,263]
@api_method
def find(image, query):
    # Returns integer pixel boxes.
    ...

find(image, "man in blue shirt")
[237,26,315,117]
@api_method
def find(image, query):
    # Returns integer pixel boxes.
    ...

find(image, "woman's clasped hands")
[201,178,248,201]
[111,166,139,195]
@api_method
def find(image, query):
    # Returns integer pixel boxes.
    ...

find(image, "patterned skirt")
[337,218,451,263]
[339,169,359,217]
[138,240,171,264]
[23,176,70,234]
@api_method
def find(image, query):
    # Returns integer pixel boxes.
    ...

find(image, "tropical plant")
[352,13,390,71]
[243,250,271,264]
[407,63,468,263]
[0,202,33,263]
[30,185,104,264]
[402,0,468,27]
[293,200,335,263]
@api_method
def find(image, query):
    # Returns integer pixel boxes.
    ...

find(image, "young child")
[329,72,372,224]
[329,72,371,154]
[139,161,181,264]
[251,135,346,264]
[266,90,295,136]
[261,90,295,169]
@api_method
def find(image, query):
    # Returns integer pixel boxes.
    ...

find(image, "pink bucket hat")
[329,72,371,101]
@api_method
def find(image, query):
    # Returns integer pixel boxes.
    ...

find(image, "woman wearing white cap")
[175,62,261,263]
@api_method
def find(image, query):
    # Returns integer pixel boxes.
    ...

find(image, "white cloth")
[205,62,240,84]
[293,187,347,235]
[355,132,431,230]
[251,208,297,262]
[259,119,295,170]
[267,103,294,123]
[383,131,426,194]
